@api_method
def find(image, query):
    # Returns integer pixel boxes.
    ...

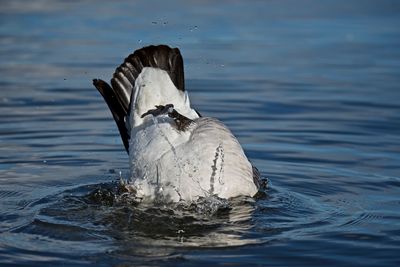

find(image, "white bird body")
[93,45,260,203]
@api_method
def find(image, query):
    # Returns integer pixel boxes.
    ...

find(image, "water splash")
[86,181,233,216]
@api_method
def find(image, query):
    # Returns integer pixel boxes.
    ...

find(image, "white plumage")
[93,45,259,203]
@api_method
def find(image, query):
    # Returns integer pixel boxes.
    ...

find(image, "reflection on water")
[1,0,400,266]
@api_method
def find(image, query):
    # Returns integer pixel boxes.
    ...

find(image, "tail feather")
[93,45,185,153]
[93,78,130,152]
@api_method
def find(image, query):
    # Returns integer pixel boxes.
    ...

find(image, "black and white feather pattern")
[93,45,185,152]
[93,44,261,202]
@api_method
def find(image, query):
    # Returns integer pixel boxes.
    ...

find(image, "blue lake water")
[1,0,400,266]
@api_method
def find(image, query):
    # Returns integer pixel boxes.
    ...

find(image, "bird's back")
[93,44,260,203]
[129,117,258,202]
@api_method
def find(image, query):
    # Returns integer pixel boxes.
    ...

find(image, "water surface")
[1,0,400,266]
